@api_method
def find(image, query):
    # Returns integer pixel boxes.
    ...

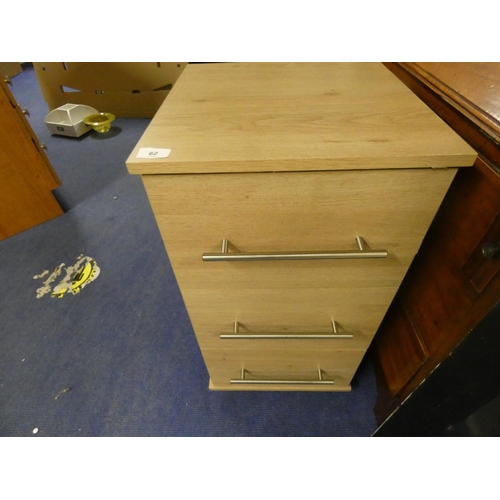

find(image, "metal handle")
[230,368,334,385]
[22,108,30,116]
[482,242,500,260]
[39,143,47,150]
[203,236,387,262]
[221,320,353,339]
[4,76,12,86]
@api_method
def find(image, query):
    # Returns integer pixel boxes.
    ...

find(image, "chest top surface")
[126,62,476,175]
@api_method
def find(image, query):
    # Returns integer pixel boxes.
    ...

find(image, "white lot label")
[136,148,171,159]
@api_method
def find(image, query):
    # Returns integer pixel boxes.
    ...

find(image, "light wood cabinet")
[126,63,476,391]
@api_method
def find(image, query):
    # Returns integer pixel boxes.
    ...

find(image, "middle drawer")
[189,286,399,350]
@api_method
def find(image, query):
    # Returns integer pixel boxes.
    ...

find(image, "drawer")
[142,168,457,294]
[203,347,367,391]
[190,286,400,349]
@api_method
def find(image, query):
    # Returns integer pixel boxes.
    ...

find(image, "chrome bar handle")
[230,368,334,385]
[220,320,353,339]
[202,237,387,262]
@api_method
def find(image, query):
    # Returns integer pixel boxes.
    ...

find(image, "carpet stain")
[34,254,101,299]
[33,270,50,279]
[55,387,72,400]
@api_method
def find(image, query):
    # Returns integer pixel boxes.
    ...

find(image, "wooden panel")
[373,296,428,397]
[142,168,458,294]
[399,157,500,353]
[2,78,61,189]
[203,347,366,391]
[462,211,500,293]
[373,302,500,436]
[0,62,22,79]
[142,167,457,387]
[37,88,171,119]
[373,158,500,422]
[385,63,500,170]
[33,62,187,118]
[129,62,477,394]
[406,63,500,142]
[33,62,187,91]
[0,80,63,240]
[189,286,399,349]
[126,63,476,175]
[142,168,456,363]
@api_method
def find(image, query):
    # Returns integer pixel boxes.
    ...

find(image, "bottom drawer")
[203,348,367,392]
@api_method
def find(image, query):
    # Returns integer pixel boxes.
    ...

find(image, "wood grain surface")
[141,166,458,388]
[373,156,500,422]
[127,63,477,392]
[204,347,365,391]
[0,79,63,240]
[126,63,476,175]
[405,63,500,142]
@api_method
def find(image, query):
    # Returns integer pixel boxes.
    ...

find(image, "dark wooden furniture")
[371,63,500,434]
[0,76,63,241]
[374,301,500,436]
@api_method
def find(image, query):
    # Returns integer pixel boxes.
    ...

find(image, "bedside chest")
[126,63,476,391]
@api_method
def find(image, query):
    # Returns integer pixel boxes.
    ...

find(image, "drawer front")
[190,286,399,350]
[143,168,456,294]
[203,348,367,391]
[142,168,456,391]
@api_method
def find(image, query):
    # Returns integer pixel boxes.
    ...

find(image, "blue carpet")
[0,64,378,436]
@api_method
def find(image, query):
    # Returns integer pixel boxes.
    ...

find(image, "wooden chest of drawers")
[126,63,476,391]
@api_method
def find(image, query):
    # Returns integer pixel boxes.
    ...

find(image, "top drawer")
[142,167,457,292]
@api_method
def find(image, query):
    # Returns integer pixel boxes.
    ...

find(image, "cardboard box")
[33,62,187,118]
[0,62,23,79]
